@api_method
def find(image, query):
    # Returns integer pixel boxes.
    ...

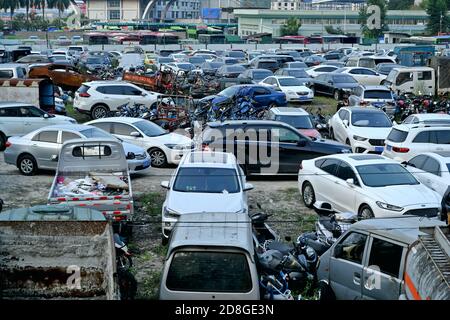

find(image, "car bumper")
[165,146,194,165]
[373,203,441,218]
[352,140,385,154]
[286,94,314,102]
[3,150,17,166]
[127,156,152,174]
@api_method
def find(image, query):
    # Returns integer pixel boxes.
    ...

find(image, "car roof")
[350,216,446,244]
[180,151,237,168]
[168,212,253,256]
[319,154,398,166]
[343,107,384,113]
[270,107,308,115]
[31,124,94,132]
[409,114,450,121]
[87,117,142,124]
[83,80,135,86]
[361,85,391,91]
[0,101,34,108]
[395,123,450,131]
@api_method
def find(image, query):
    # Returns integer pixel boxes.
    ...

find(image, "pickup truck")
[47,138,134,232]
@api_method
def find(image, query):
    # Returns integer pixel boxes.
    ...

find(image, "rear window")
[259,61,278,69]
[387,128,408,143]
[173,167,240,193]
[78,85,90,94]
[226,51,246,58]
[166,251,252,293]
[364,90,392,99]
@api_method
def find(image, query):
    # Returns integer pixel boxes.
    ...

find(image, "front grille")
[298,91,309,96]
[369,139,385,146]
[404,208,439,218]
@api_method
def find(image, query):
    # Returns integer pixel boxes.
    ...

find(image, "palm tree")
[1,0,21,28]
[48,0,69,19]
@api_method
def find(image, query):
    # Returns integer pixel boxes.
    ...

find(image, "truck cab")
[383,67,435,96]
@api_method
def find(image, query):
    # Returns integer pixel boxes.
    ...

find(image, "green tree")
[359,0,388,39]
[426,0,449,34]
[48,0,69,19]
[281,17,301,36]
[388,0,414,9]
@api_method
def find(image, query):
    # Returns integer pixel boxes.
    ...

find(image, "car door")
[0,107,23,136]
[329,232,368,300]
[411,131,433,158]
[361,69,381,85]
[361,236,405,300]
[333,161,358,212]
[431,129,450,153]
[251,87,273,107]
[122,85,149,107]
[419,156,447,195]
[30,130,60,169]
[111,122,142,146]
[101,85,129,110]
[313,74,328,94]
[240,125,274,174]
[271,126,308,174]
[334,109,350,143]
[315,158,341,203]
[348,69,365,84]
[19,105,47,133]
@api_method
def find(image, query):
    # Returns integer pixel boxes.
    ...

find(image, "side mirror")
[130,131,141,138]
[43,113,49,119]
[343,119,349,127]
[346,178,354,186]
[161,181,170,189]
[51,154,58,162]
[297,140,307,147]
[334,244,343,258]
[243,183,254,192]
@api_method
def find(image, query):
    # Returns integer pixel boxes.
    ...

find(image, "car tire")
[302,182,316,208]
[334,90,341,101]
[0,133,6,151]
[318,282,336,301]
[18,154,37,176]
[91,104,109,119]
[149,148,167,168]
[358,204,374,219]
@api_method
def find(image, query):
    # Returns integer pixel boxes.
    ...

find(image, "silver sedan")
[3,124,151,175]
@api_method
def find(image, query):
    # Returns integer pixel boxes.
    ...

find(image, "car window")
[368,238,403,278]
[418,71,432,80]
[413,131,429,143]
[90,122,112,133]
[315,74,327,81]
[320,159,341,176]
[337,162,359,184]
[341,110,350,122]
[0,70,13,78]
[253,87,270,96]
[387,128,408,143]
[396,72,413,86]
[121,85,143,96]
[338,109,346,120]
[436,130,450,144]
[19,106,44,117]
[349,69,362,75]
[35,131,58,143]
[360,69,376,75]
[274,127,300,143]
[166,251,252,293]
[112,123,135,136]
[173,167,240,193]
[97,86,121,95]
[0,107,19,117]
[408,155,428,169]
[335,232,367,264]
[422,157,441,176]
[61,131,81,143]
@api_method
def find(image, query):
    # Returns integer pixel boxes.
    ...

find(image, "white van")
[159,212,260,300]
[346,56,396,68]
[383,67,435,95]
[0,63,27,78]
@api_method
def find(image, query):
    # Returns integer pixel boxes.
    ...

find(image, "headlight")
[287,90,296,95]
[353,135,368,141]
[376,201,403,212]
[164,144,182,150]
[163,207,180,219]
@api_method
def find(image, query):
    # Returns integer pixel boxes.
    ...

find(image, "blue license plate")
[375,146,384,152]
[386,145,392,151]
[143,159,150,168]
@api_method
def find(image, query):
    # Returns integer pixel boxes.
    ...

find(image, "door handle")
[353,272,361,285]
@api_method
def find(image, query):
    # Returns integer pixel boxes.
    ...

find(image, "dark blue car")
[201,85,288,109]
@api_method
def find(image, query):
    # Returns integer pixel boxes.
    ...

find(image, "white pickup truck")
[47,138,134,232]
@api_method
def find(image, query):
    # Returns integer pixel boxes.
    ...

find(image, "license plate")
[375,146,384,152]
[143,159,150,168]
[386,145,392,151]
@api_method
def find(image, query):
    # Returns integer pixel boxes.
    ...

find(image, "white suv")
[74,81,160,119]
[382,124,450,162]
[160,151,254,243]
[0,102,76,150]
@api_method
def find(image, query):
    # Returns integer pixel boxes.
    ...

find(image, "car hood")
[350,126,392,139]
[283,85,311,91]
[310,138,351,151]
[166,192,245,213]
[150,132,192,145]
[299,128,321,139]
[52,115,76,123]
[122,141,146,155]
[368,184,441,207]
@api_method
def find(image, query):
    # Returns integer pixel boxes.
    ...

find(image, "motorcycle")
[260,271,295,300]
[114,233,132,270]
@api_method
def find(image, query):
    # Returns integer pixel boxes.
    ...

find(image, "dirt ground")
[0,151,318,299]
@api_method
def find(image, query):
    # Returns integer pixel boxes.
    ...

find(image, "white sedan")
[260,76,314,102]
[298,154,442,219]
[334,67,386,85]
[329,107,392,153]
[305,65,339,78]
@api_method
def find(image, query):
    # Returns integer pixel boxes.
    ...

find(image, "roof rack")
[411,123,450,129]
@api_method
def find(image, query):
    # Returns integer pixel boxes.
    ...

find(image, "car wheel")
[318,282,336,301]
[334,90,341,100]
[91,104,109,119]
[302,182,316,208]
[149,148,167,168]
[358,204,374,219]
[18,154,37,176]
[0,133,5,151]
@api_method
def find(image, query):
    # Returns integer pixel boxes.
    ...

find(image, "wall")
[87,0,107,20]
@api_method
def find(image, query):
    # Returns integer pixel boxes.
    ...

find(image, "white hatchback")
[260,76,314,102]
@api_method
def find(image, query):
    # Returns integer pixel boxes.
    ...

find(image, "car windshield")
[80,128,113,139]
[289,70,309,78]
[277,115,313,129]
[210,62,223,68]
[219,86,241,97]
[133,120,166,137]
[356,164,419,187]
[253,71,273,80]
[259,61,277,69]
[279,78,303,86]
[178,63,194,70]
[173,167,240,193]
[387,128,408,142]
[226,51,246,58]
[332,75,357,83]
[364,90,392,99]
[189,57,205,63]
[226,66,245,72]
[351,112,392,127]
[87,57,104,64]
[166,251,252,292]
[159,57,174,63]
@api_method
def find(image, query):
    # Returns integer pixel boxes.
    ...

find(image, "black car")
[216,64,246,78]
[311,73,359,100]
[253,59,279,72]
[275,68,312,87]
[201,61,225,75]
[199,120,351,175]
[238,68,274,84]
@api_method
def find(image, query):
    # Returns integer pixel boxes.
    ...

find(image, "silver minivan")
[159,212,260,300]
[317,217,446,300]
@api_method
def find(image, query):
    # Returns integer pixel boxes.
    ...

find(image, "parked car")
[200,61,225,75]
[274,68,313,87]
[346,56,396,69]
[267,107,321,139]
[282,61,308,69]
[334,67,386,86]
[251,59,279,73]
[186,56,207,68]
[0,63,27,78]
[260,76,314,102]
[298,154,442,218]
[213,57,240,65]
[223,50,247,63]
[320,61,345,68]
[250,55,295,69]
[160,151,252,242]
[0,102,76,150]
[402,113,450,125]
[74,81,160,119]
[3,124,151,175]
[348,85,396,115]
[306,65,339,78]
[238,68,274,84]
[311,73,359,100]
[316,216,446,300]
[323,52,344,61]
[199,120,351,175]
[200,85,287,110]
[85,117,193,167]
[159,212,259,300]
[382,124,450,162]
[216,64,246,78]
[304,55,326,67]
[374,63,404,76]
[162,62,200,75]
[15,55,51,65]
[329,107,393,153]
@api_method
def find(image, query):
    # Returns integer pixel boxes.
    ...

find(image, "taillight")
[392,147,410,153]
[5,141,11,148]
[79,92,90,97]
